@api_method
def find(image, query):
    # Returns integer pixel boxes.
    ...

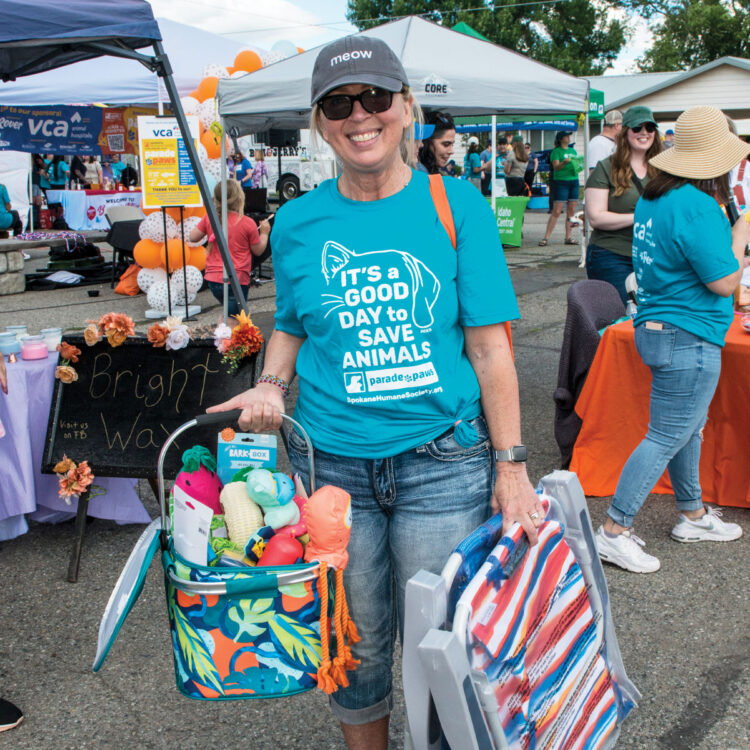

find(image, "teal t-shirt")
[48,160,69,186]
[464,151,481,178]
[550,146,578,181]
[0,184,12,230]
[633,184,738,347]
[272,170,520,458]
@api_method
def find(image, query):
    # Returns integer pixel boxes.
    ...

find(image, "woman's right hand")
[732,212,750,246]
[207,383,285,432]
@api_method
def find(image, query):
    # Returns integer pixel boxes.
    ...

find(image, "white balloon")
[139,212,177,243]
[204,158,223,182]
[180,217,203,247]
[229,70,248,79]
[137,266,167,293]
[271,40,298,59]
[147,280,171,312]
[198,99,217,130]
[203,63,229,79]
[180,96,200,115]
[171,265,204,296]
[197,142,209,167]
[262,51,286,66]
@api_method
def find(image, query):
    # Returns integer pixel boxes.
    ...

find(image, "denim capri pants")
[288,415,493,724]
[552,179,579,203]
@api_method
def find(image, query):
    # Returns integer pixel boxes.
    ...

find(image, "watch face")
[512,445,528,462]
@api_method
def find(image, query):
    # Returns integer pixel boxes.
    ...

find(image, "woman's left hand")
[492,463,543,545]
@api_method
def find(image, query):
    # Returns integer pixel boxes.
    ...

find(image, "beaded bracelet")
[257,373,289,398]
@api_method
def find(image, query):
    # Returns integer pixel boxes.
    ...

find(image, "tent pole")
[582,84,591,269]
[220,119,229,321]
[491,115,496,213]
[28,153,34,231]
[150,40,247,313]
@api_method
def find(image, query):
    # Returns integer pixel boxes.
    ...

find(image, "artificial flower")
[147,323,169,347]
[213,322,232,349]
[53,456,75,474]
[98,312,135,337]
[221,311,264,373]
[57,341,81,363]
[57,460,94,503]
[55,365,78,384]
[105,328,129,348]
[165,324,191,351]
[83,323,102,347]
[164,315,184,332]
[231,322,263,352]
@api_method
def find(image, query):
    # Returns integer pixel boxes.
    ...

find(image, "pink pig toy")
[174,446,223,515]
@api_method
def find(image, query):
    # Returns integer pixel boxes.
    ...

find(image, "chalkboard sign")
[42,336,260,478]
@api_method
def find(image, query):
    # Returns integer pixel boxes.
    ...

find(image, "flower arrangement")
[147,316,192,351]
[53,455,95,504]
[55,341,81,383]
[85,313,136,348]
[215,310,264,373]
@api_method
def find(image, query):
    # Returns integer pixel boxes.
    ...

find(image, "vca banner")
[0,104,157,155]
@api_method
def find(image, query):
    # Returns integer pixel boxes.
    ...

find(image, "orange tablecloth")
[570,316,750,508]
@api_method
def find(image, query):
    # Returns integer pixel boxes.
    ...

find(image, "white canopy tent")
[217,16,589,134]
[0,18,250,106]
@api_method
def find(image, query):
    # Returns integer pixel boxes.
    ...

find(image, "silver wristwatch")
[493,445,527,463]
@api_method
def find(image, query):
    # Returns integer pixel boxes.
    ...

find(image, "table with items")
[46,189,143,231]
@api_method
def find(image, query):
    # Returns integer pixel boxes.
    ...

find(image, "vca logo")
[28,118,68,137]
[421,75,451,95]
[150,127,180,137]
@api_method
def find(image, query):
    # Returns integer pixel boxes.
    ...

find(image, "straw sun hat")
[649,105,750,180]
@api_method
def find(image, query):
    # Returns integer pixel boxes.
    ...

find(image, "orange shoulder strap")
[427,173,514,358]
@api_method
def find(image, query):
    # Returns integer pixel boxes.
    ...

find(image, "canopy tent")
[217,16,589,135]
[0,0,247,312]
[0,18,248,106]
[456,120,579,133]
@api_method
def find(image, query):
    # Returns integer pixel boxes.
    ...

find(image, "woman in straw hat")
[595,105,750,574]
[209,36,540,749]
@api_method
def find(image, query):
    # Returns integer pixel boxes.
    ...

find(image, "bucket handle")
[165,562,319,596]
[157,410,316,537]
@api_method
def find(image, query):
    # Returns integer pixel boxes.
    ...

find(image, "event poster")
[138,115,202,208]
[0,105,156,155]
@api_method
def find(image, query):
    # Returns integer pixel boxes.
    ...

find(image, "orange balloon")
[184,206,206,219]
[225,66,236,75]
[188,89,201,101]
[234,50,262,73]
[200,129,222,159]
[163,207,183,223]
[189,246,207,271]
[161,238,188,270]
[296,47,305,54]
[133,239,163,269]
[197,76,219,101]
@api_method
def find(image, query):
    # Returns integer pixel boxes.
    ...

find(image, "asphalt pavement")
[0,212,748,749]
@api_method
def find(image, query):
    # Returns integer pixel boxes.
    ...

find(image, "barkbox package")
[217,431,276,485]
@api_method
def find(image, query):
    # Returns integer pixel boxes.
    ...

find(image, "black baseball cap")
[311,36,409,105]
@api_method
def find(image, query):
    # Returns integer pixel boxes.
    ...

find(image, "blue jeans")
[552,179,579,203]
[207,280,249,316]
[608,323,721,527]
[586,243,632,305]
[288,416,493,724]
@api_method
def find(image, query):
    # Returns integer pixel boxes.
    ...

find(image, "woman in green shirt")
[539,131,580,246]
[584,106,662,303]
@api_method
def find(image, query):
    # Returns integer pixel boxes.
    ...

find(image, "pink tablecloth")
[0,355,150,541]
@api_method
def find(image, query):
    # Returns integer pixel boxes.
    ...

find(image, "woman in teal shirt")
[540,131,580,246]
[209,37,542,750]
[595,106,750,574]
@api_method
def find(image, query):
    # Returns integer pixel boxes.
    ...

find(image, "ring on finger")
[529,511,540,520]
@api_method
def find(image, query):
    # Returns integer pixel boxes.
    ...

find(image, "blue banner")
[0,104,105,154]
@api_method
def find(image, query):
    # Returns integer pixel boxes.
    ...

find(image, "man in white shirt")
[587,109,622,171]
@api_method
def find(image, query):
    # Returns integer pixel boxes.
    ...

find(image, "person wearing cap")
[464,135,483,188]
[584,105,663,304]
[539,131,580,246]
[417,111,456,175]
[208,35,541,749]
[595,105,750,574]
[503,134,530,196]
[587,109,623,171]
[479,140,493,195]
[413,122,434,173]
[663,128,675,148]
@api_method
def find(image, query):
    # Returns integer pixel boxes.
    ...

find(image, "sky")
[146,0,650,75]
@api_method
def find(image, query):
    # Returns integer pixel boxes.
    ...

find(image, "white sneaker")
[671,507,743,543]
[595,526,661,573]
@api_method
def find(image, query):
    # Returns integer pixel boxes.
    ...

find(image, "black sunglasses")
[630,123,657,133]
[319,87,394,120]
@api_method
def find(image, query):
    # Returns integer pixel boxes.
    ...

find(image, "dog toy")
[219,481,265,546]
[258,534,304,566]
[174,445,223,515]
[303,485,360,693]
[246,468,300,530]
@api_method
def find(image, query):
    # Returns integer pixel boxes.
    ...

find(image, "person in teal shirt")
[0,184,23,235]
[208,37,543,749]
[47,156,69,189]
[463,136,483,189]
[540,131,580,246]
[595,105,750,575]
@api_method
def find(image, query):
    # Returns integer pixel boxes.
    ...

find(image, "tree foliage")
[345,0,627,76]
[635,0,750,71]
